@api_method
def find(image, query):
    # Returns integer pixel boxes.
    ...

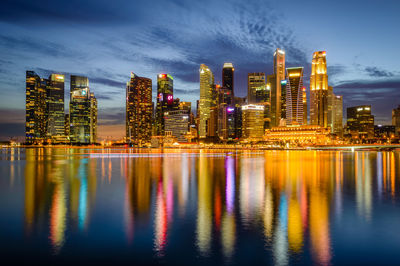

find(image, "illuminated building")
[310,51,328,127]
[222,63,234,97]
[374,125,396,139]
[248,72,266,104]
[331,94,343,137]
[302,87,307,125]
[26,71,47,144]
[392,105,400,136]
[89,93,97,143]
[155,74,174,136]
[217,88,235,140]
[264,125,331,144]
[285,67,304,125]
[46,74,66,142]
[126,72,152,145]
[234,97,246,139]
[25,71,66,144]
[248,73,270,129]
[345,105,374,139]
[271,48,285,127]
[164,110,190,142]
[199,64,215,138]
[241,105,264,140]
[70,75,97,144]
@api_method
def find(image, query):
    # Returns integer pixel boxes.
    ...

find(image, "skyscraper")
[70,75,96,144]
[126,72,152,145]
[26,71,46,144]
[247,73,266,104]
[155,74,173,136]
[271,48,285,127]
[199,64,215,138]
[222,63,234,97]
[285,67,304,126]
[332,95,343,137]
[310,51,328,127]
[392,105,400,136]
[46,74,65,142]
[248,72,270,129]
[241,104,264,140]
[90,93,97,143]
[302,87,307,125]
[346,105,374,140]
[164,110,190,142]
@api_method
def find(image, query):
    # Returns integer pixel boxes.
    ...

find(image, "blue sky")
[0,0,399,140]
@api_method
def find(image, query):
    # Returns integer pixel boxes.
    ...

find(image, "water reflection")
[2,148,400,264]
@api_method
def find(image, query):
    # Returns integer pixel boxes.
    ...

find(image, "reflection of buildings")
[24,148,96,253]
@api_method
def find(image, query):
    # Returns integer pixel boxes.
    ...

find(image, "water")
[1,148,400,265]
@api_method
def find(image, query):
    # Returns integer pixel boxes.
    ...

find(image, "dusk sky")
[1,0,399,140]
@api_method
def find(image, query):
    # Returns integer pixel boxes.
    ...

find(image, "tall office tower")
[248,73,266,104]
[346,105,374,139]
[267,74,277,126]
[70,75,96,144]
[222,63,234,98]
[241,105,265,140]
[310,51,329,127]
[199,64,215,138]
[126,72,152,145]
[302,87,307,124]
[89,93,97,143]
[285,67,304,125]
[332,95,343,137]
[270,48,285,127]
[217,87,236,140]
[327,86,334,129]
[155,74,173,136]
[26,71,47,144]
[164,110,190,142]
[248,72,270,129]
[46,74,65,142]
[392,105,400,136]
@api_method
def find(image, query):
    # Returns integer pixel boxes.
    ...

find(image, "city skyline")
[1,0,400,140]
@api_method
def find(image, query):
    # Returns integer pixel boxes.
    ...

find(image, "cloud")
[364,66,394,78]
[91,77,126,89]
[334,79,400,89]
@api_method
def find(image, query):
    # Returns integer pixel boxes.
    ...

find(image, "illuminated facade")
[199,64,215,138]
[164,110,190,142]
[248,72,270,129]
[332,95,343,137]
[302,87,307,124]
[310,51,328,127]
[247,73,266,104]
[25,71,66,144]
[346,105,374,139]
[265,125,330,144]
[392,105,400,136]
[222,63,234,97]
[26,71,47,144]
[285,67,304,125]
[70,75,97,144]
[155,74,174,136]
[126,72,152,145]
[271,48,285,127]
[46,74,66,142]
[241,105,264,140]
[217,88,235,140]
[90,93,97,143]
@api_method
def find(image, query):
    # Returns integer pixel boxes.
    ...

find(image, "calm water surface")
[1,148,400,265]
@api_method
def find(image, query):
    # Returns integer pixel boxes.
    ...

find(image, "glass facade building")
[285,67,304,126]
[155,74,174,136]
[310,51,329,127]
[126,72,152,145]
